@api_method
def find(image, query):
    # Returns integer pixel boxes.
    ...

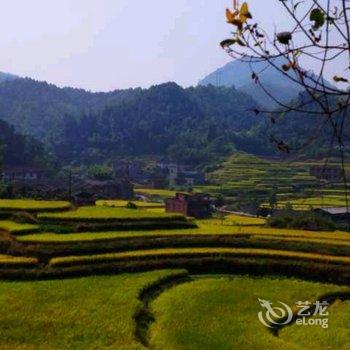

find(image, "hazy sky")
[0,1,304,91]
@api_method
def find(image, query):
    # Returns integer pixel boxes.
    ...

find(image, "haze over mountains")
[0,74,261,166]
[198,57,330,109]
[0,63,336,169]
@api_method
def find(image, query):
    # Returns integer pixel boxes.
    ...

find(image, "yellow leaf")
[239,2,252,23]
[240,2,249,15]
[226,8,235,23]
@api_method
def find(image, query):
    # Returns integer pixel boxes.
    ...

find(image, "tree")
[87,165,114,181]
[221,1,350,150]
[221,0,350,223]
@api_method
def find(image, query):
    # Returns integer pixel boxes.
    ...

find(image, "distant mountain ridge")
[0,70,338,167]
[198,58,325,108]
[0,77,261,165]
[0,72,19,83]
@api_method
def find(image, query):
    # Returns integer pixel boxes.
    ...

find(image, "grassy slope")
[150,276,349,350]
[0,199,71,212]
[18,219,350,243]
[0,220,39,234]
[49,247,350,267]
[205,153,350,207]
[38,206,182,221]
[0,254,37,265]
[0,270,184,350]
[135,188,179,197]
[96,200,164,208]
[281,300,350,349]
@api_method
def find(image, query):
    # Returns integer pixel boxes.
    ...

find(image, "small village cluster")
[1,161,212,219]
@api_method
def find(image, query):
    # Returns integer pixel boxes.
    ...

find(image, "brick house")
[165,193,212,218]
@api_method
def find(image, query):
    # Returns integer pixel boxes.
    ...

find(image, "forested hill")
[0,74,335,167]
[0,119,50,168]
[53,83,260,165]
[0,77,141,139]
[0,78,261,165]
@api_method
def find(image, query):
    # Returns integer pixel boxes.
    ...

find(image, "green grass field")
[0,271,348,349]
[135,188,179,198]
[17,218,350,243]
[0,199,71,212]
[264,195,350,210]
[0,269,184,349]
[49,247,350,268]
[0,254,38,266]
[0,154,349,349]
[37,206,184,222]
[0,220,39,234]
[149,276,350,350]
[96,200,164,208]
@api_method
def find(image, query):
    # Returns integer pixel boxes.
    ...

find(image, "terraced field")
[38,206,183,222]
[96,200,164,208]
[262,195,350,210]
[0,270,348,349]
[150,276,350,350]
[0,199,71,212]
[0,199,349,348]
[203,153,349,208]
[0,269,186,349]
[0,220,39,235]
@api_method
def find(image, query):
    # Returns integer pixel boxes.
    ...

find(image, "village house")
[2,166,48,182]
[1,173,134,202]
[314,207,350,227]
[176,170,206,187]
[113,161,145,182]
[165,192,212,218]
[153,162,206,188]
[80,179,134,200]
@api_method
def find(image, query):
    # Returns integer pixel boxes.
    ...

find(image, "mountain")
[0,77,142,141]
[0,72,18,83]
[199,58,306,108]
[0,119,50,168]
[50,83,260,165]
[0,72,338,167]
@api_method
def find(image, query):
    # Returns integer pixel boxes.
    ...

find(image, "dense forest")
[0,77,261,165]
[0,118,50,168]
[0,73,341,168]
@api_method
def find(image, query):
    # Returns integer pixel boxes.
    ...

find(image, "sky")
[0,0,318,91]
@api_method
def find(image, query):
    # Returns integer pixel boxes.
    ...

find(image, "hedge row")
[14,234,350,263]
[0,257,349,285]
[38,215,187,224]
[0,254,38,268]
[36,220,197,234]
[0,200,71,213]
[49,247,350,268]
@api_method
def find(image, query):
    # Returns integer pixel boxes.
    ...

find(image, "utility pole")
[68,168,72,201]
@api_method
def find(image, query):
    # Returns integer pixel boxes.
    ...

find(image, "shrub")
[126,202,138,209]
[39,224,75,234]
[0,212,12,220]
[11,212,38,224]
[268,211,336,231]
